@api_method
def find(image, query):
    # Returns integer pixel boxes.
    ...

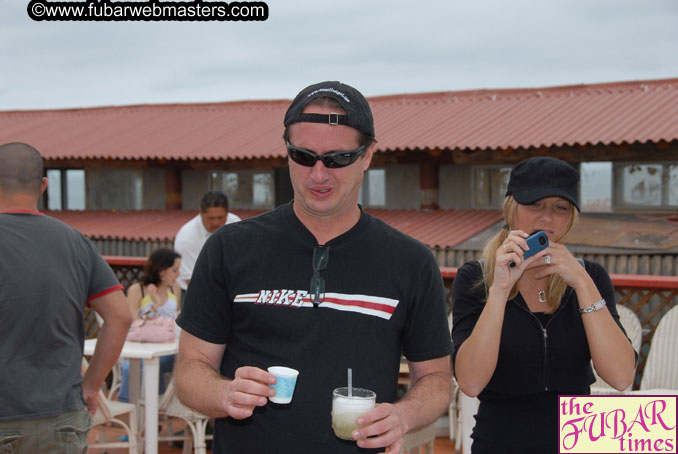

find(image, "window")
[210,170,275,209]
[580,162,612,212]
[473,166,511,209]
[45,169,86,210]
[87,168,142,210]
[614,162,678,210]
[669,164,678,206]
[471,161,676,213]
[358,168,386,207]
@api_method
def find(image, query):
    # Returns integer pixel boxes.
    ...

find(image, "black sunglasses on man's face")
[286,141,366,169]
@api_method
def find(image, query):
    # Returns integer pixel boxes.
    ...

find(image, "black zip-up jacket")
[451,259,630,396]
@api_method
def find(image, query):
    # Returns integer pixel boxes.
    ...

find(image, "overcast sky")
[1,0,676,110]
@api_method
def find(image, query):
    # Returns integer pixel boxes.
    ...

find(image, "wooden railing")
[97,257,678,389]
[608,273,678,387]
[84,256,146,338]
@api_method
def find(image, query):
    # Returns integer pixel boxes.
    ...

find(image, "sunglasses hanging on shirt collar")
[309,245,329,307]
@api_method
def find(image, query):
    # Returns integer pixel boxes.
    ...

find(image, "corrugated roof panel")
[562,91,650,145]
[1,79,676,160]
[45,209,267,241]
[621,96,678,142]
[366,209,503,248]
[44,208,503,249]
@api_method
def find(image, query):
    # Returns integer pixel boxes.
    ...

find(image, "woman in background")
[127,248,182,319]
[452,157,636,453]
[118,248,181,402]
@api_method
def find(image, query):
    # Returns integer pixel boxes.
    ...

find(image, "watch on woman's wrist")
[580,298,606,314]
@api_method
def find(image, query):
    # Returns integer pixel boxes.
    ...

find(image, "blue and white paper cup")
[268,366,299,404]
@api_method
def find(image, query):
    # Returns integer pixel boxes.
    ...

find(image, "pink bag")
[126,316,176,343]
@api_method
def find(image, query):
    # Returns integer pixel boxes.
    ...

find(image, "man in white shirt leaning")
[174,190,241,291]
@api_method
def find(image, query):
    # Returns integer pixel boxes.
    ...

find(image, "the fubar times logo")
[559,395,677,453]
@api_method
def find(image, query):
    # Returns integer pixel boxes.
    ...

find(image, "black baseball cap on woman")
[505,157,580,211]
[283,81,375,138]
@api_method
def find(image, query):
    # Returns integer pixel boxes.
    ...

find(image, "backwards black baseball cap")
[505,156,580,211]
[283,81,375,138]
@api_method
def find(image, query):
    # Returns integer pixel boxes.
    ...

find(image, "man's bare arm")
[84,289,132,413]
[354,355,452,452]
[174,330,276,419]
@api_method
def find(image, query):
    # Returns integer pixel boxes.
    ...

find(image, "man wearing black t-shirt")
[175,81,452,453]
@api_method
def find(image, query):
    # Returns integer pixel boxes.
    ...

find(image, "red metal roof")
[43,209,264,241]
[366,209,503,249]
[1,79,676,161]
[373,79,678,152]
[45,208,503,249]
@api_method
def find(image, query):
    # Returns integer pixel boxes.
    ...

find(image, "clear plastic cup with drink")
[331,387,376,440]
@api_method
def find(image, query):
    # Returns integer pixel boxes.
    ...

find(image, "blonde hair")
[478,196,579,313]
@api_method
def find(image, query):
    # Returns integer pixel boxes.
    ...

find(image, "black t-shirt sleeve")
[401,252,453,362]
[586,259,622,328]
[176,232,232,345]
[586,260,615,307]
[451,260,486,371]
[585,260,638,360]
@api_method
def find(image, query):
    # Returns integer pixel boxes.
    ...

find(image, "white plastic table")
[84,337,178,454]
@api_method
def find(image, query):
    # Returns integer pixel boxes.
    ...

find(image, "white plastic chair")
[94,311,124,401]
[456,392,479,454]
[627,305,678,394]
[400,422,435,453]
[156,377,213,454]
[590,304,643,394]
[82,358,139,454]
[447,312,458,442]
[448,311,479,454]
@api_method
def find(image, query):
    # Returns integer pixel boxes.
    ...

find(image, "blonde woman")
[452,157,636,453]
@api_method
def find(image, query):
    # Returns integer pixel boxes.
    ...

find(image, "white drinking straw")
[348,368,352,397]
